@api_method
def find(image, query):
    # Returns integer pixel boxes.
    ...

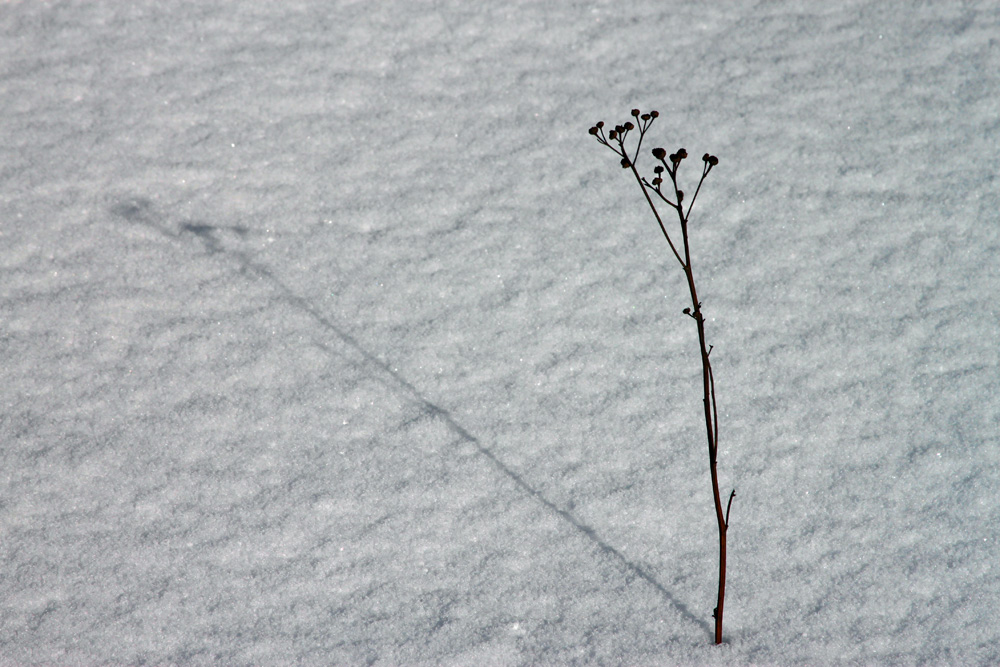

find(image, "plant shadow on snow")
[110,196,248,254]
[179,222,250,254]
[107,196,711,639]
[109,196,157,226]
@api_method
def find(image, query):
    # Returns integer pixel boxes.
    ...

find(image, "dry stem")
[590,110,735,644]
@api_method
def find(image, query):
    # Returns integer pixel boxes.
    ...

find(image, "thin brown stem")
[709,355,719,460]
[628,164,685,268]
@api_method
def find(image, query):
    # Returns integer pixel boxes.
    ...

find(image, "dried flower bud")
[652,177,662,186]
[651,147,666,160]
[631,108,640,117]
[677,190,684,202]
[608,130,618,140]
[653,166,664,174]
[623,121,634,131]
[669,153,678,163]
[641,113,650,121]
[650,110,659,118]
[703,153,711,162]
[620,158,631,169]
[708,155,719,166]
[596,121,605,128]
[683,307,691,315]
[589,126,599,135]
[677,148,688,159]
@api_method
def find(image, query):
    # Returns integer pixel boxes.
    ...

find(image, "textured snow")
[2,0,998,664]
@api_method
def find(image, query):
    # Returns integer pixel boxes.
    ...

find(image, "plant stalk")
[590,113,733,644]
[628,157,729,645]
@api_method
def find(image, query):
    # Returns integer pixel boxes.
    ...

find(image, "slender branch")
[709,357,719,462]
[684,161,712,220]
[642,178,679,210]
[628,164,685,268]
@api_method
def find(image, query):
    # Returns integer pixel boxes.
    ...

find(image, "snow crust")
[2,1,998,663]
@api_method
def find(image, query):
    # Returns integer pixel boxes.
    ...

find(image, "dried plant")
[589,109,735,644]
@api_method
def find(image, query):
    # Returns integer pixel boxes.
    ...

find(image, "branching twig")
[589,109,734,644]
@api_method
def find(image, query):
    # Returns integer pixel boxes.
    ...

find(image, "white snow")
[2,0,998,664]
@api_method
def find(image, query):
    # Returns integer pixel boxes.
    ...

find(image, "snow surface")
[2,0,998,664]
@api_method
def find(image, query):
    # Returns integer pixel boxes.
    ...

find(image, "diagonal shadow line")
[443,416,712,636]
[162,217,711,637]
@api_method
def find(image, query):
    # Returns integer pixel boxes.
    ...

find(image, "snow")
[2,0,998,664]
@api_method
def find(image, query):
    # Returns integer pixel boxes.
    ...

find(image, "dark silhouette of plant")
[589,109,735,644]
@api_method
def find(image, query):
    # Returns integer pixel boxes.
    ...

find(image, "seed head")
[651,147,666,160]
[650,110,659,118]
[631,108,640,117]
[708,155,719,166]
[596,121,605,129]
[677,148,688,160]
[620,158,631,169]
[623,121,634,131]
[588,126,599,135]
